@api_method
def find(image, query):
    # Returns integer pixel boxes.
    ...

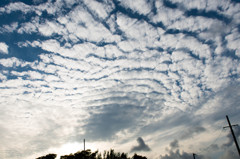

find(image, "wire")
[196,127,225,155]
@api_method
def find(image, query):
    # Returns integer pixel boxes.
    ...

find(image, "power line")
[196,126,224,155]
[194,115,240,158]
[224,115,240,157]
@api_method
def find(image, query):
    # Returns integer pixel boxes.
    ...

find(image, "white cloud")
[195,83,240,124]
[173,0,231,11]
[18,21,38,34]
[83,0,114,20]
[117,13,160,49]
[201,56,240,92]
[119,0,152,15]
[226,28,240,57]
[159,34,211,59]
[38,21,66,37]
[168,16,218,32]
[0,99,83,158]
[3,2,33,14]
[0,1,240,159]
[36,1,62,15]
[27,71,44,80]
[0,22,18,33]
[0,42,9,54]
[0,72,7,81]
[55,5,120,43]
[117,40,140,52]
[41,39,61,53]
[152,1,183,25]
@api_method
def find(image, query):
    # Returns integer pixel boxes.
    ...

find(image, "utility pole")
[84,139,85,151]
[193,153,196,159]
[223,115,240,157]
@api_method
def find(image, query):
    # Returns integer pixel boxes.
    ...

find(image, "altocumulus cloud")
[0,0,240,159]
[0,42,8,54]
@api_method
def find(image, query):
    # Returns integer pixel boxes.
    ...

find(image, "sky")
[0,0,240,159]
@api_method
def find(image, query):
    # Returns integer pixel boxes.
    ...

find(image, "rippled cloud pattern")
[0,0,240,159]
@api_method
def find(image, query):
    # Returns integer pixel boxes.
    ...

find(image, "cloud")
[131,137,151,152]
[220,150,239,159]
[75,104,145,141]
[184,8,231,24]
[0,22,18,33]
[0,42,9,54]
[83,0,114,20]
[170,139,179,149]
[222,126,240,148]
[0,100,83,159]
[119,0,152,15]
[195,83,240,121]
[160,149,196,159]
[161,140,207,159]
[0,0,240,159]
[0,57,27,67]
[160,138,217,159]
[1,2,33,14]
[181,126,206,139]
[140,110,198,137]
[226,28,240,57]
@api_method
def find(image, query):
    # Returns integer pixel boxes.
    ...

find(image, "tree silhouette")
[36,149,147,159]
[36,153,57,159]
[60,149,100,159]
[132,154,147,159]
[103,149,129,159]
[60,153,74,159]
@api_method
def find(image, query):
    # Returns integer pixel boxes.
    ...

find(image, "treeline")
[36,149,147,159]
